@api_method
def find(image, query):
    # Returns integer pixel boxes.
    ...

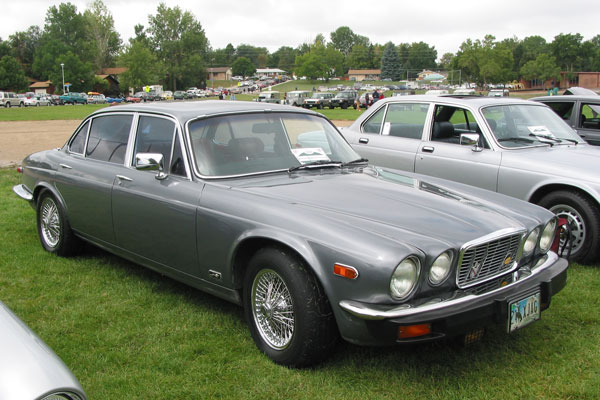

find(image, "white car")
[24,95,51,107]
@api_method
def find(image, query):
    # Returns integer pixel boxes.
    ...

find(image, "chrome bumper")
[12,184,33,201]
[339,252,567,321]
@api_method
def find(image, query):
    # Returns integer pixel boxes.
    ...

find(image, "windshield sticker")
[291,148,330,164]
[528,126,554,136]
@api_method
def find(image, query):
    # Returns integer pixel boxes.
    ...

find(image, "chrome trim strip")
[12,184,33,201]
[339,252,560,321]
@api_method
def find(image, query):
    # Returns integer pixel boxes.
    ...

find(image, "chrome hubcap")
[550,204,586,255]
[251,269,294,350]
[40,198,61,248]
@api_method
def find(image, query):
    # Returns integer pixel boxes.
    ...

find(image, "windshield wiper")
[341,158,369,167]
[288,160,342,173]
[528,133,561,145]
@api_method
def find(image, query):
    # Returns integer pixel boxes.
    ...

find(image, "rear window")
[86,115,133,164]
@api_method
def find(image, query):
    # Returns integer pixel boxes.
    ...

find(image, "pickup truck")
[59,92,88,105]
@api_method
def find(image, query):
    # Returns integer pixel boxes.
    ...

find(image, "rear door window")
[86,115,133,164]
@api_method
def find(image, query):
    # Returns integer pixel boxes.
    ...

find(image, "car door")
[111,114,201,277]
[414,104,501,192]
[346,102,430,172]
[576,101,600,145]
[54,114,134,244]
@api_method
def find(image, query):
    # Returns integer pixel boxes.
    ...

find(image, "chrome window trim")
[77,112,136,166]
[455,227,526,289]
[184,110,337,180]
[66,119,91,155]
[127,112,192,180]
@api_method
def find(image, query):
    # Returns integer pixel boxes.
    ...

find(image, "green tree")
[147,3,209,91]
[8,26,41,77]
[269,46,296,73]
[520,53,561,85]
[0,39,10,59]
[295,52,327,80]
[405,42,437,72]
[83,0,122,71]
[551,33,583,72]
[330,26,369,56]
[438,52,454,70]
[235,44,268,68]
[0,55,29,91]
[44,2,89,57]
[380,42,402,80]
[119,41,161,91]
[232,56,255,77]
[211,43,235,66]
[346,44,373,69]
[514,35,548,70]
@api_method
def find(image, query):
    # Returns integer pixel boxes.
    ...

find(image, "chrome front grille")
[457,233,523,289]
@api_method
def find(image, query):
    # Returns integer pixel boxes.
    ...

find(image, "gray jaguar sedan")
[342,95,600,263]
[14,101,567,367]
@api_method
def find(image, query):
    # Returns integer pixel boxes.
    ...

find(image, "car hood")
[501,144,600,183]
[227,167,544,249]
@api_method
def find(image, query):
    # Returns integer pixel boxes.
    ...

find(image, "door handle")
[359,138,369,144]
[116,175,133,182]
[59,163,72,169]
[422,146,435,153]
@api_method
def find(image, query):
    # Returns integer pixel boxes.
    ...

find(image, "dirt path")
[0,119,353,167]
[0,120,80,167]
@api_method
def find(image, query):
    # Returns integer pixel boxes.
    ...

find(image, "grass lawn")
[1,168,599,399]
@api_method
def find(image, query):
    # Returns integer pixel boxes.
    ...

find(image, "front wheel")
[36,191,81,256]
[243,247,338,367]
[538,190,600,263]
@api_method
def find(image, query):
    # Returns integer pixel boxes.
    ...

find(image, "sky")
[0,0,597,59]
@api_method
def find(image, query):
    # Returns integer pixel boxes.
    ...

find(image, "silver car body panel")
[0,301,86,400]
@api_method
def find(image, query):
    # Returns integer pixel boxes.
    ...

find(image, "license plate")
[508,292,541,333]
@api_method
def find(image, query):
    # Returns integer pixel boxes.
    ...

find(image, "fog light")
[463,328,485,345]
[398,324,431,339]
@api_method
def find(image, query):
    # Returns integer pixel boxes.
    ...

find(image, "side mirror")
[460,133,483,152]
[136,153,167,180]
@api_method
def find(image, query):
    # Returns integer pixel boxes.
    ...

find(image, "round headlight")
[429,251,453,285]
[523,228,540,256]
[390,256,420,300]
[539,219,557,253]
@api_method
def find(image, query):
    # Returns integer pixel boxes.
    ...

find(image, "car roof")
[531,95,600,102]
[90,100,319,122]
[373,94,537,107]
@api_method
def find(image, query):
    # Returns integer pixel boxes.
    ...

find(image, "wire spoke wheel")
[40,197,61,248]
[251,269,295,350]
[550,204,586,256]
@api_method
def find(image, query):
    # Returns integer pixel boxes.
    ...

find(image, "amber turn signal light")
[333,263,359,279]
[398,324,431,339]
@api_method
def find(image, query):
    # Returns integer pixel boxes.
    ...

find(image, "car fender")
[525,177,600,207]
[33,181,69,212]
[230,227,325,288]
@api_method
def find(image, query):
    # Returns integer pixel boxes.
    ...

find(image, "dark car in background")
[173,90,187,100]
[14,101,567,367]
[532,95,600,146]
[331,90,359,109]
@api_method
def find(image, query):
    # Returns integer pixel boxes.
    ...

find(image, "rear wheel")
[538,190,600,263]
[243,247,338,367]
[36,191,81,256]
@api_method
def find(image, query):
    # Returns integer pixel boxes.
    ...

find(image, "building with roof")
[208,67,232,81]
[29,80,55,94]
[256,68,286,78]
[348,69,381,81]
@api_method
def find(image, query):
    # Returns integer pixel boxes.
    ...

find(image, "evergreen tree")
[380,42,402,80]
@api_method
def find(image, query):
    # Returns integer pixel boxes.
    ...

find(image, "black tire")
[341,104,347,109]
[5,102,10,108]
[318,104,323,109]
[538,190,600,263]
[243,247,338,367]
[36,103,40,107]
[36,191,81,256]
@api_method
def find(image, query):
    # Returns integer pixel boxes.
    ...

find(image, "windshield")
[188,112,360,177]
[481,104,583,148]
